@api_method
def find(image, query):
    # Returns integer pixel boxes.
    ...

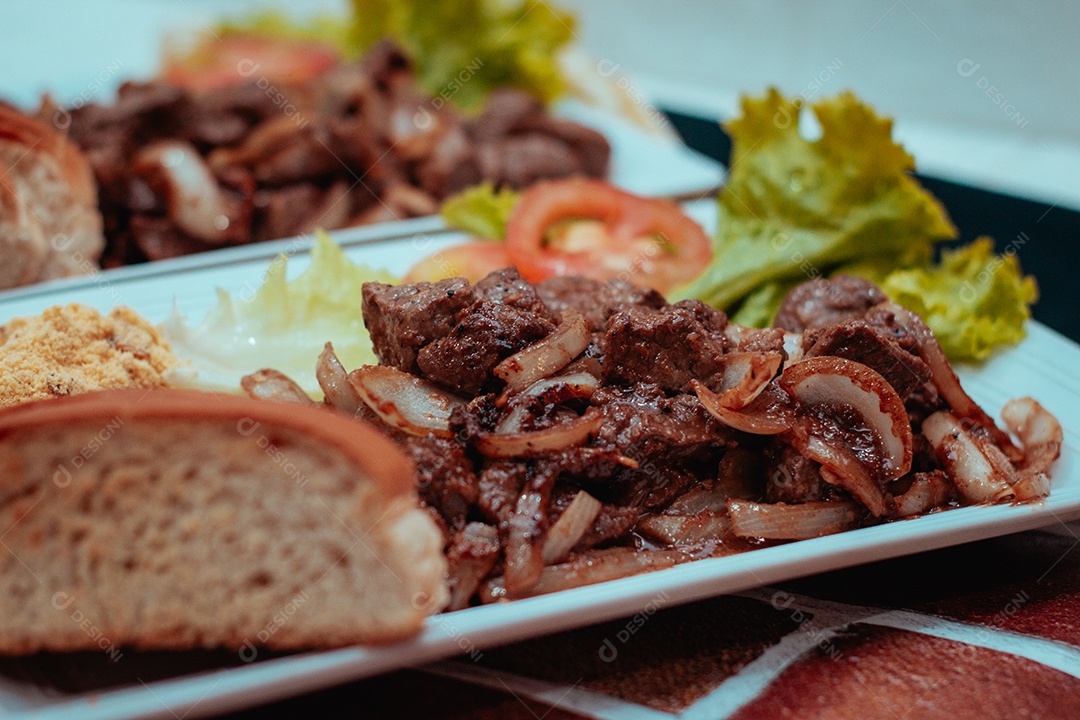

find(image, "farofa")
[0,304,176,408]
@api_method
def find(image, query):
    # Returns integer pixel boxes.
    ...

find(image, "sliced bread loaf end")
[0,389,447,654]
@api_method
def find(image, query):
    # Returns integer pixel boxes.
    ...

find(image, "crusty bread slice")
[0,389,447,654]
[0,103,105,288]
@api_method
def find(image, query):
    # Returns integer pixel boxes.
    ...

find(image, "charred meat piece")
[593,383,733,463]
[774,275,887,333]
[475,266,558,321]
[574,504,641,552]
[803,319,931,400]
[418,301,555,395]
[765,442,826,504]
[737,326,789,363]
[602,300,730,393]
[445,523,500,610]
[362,277,475,373]
[535,276,667,332]
[404,436,479,532]
[65,44,610,268]
[477,460,528,527]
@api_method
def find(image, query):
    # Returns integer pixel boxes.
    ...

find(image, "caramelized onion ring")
[240,368,315,405]
[495,309,590,395]
[134,140,234,243]
[348,365,464,438]
[922,410,1013,504]
[476,408,603,457]
[882,302,1016,453]
[693,379,796,435]
[1001,397,1062,476]
[316,343,363,415]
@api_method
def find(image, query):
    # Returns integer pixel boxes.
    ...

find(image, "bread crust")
[0,388,414,500]
[0,103,104,288]
[0,389,446,653]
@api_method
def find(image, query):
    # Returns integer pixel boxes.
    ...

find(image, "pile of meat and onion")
[63,41,609,268]
[243,269,1062,608]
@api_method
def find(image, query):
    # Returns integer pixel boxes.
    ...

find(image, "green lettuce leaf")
[348,0,575,110]
[162,231,398,394]
[217,1,575,110]
[675,88,956,309]
[881,238,1038,362]
[440,182,521,239]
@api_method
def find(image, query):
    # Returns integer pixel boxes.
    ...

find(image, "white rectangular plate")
[0,220,1077,720]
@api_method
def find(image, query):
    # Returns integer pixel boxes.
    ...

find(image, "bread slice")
[0,103,105,288]
[0,389,447,654]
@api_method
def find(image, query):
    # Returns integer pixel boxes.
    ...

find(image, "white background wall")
[1,0,1076,207]
[558,0,1080,208]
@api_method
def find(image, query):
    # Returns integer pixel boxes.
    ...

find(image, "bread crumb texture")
[0,304,176,408]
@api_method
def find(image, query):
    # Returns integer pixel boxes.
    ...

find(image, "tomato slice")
[162,34,340,92]
[504,178,712,292]
[403,241,511,284]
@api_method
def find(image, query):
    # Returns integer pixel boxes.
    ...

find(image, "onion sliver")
[922,410,1012,504]
[348,365,464,438]
[693,381,794,435]
[893,471,952,517]
[476,408,603,457]
[480,548,686,602]
[882,302,1016,452]
[241,369,315,405]
[780,356,912,480]
[495,372,601,434]
[316,343,363,415]
[637,511,733,546]
[715,352,783,409]
[134,140,234,243]
[495,309,590,395]
[1001,397,1062,475]
[727,499,858,540]
[543,490,602,564]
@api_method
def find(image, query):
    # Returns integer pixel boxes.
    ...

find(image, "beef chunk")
[449,393,502,442]
[803,319,931,400]
[574,504,641,552]
[418,301,554,395]
[593,384,733,463]
[863,304,923,356]
[475,267,557,322]
[467,87,544,141]
[765,443,825,504]
[477,460,528,526]
[478,135,585,189]
[737,326,788,359]
[414,124,482,198]
[602,300,730,393]
[403,436,478,531]
[535,276,666,332]
[775,275,887,333]
[361,278,474,372]
[445,522,500,609]
[612,465,699,510]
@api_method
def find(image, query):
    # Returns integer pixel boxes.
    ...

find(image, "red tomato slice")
[404,241,511,284]
[162,34,340,92]
[504,178,712,292]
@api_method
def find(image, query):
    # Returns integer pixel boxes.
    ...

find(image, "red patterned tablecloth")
[211,521,1080,719]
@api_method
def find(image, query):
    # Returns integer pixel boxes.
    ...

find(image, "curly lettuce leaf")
[215,2,575,110]
[349,0,575,110]
[441,183,521,239]
[676,88,956,309]
[162,231,398,394]
[727,239,1037,362]
[881,238,1037,362]
[729,281,797,328]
